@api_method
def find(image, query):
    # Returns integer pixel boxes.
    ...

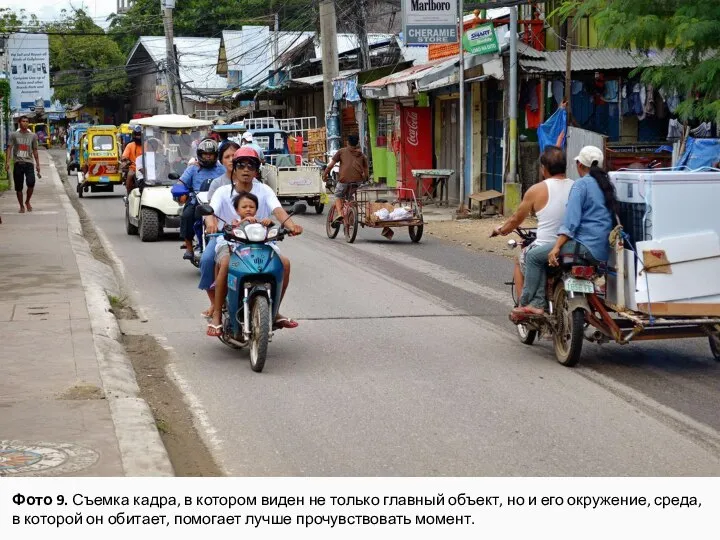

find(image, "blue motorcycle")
[171,176,210,269]
[197,203,304,372]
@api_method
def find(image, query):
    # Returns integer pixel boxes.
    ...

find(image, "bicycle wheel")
[325,205,339,239]
[344,204,358,243]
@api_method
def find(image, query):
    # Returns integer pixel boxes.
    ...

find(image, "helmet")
[232,146,261,170]
[196,138,219,167]
[132,125,142,137]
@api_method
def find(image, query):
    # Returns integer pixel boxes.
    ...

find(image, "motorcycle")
[171,175,212,269]
[196,202,306,372]
[506,228,602,366]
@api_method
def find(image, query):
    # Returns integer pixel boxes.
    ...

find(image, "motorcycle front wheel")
[249,296,270,373]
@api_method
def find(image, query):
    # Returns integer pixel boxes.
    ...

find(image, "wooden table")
[411,169,454,207]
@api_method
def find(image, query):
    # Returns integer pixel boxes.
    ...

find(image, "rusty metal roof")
[519,44,675,73]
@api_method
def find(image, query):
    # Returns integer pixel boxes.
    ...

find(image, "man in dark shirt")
[323,134,369,224]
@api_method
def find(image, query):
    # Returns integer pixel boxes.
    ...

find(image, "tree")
[556,0,720,121]
[46,9,129,104]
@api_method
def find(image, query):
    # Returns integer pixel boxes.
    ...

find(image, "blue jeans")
[198,235,218,291]
[519,242,554,309]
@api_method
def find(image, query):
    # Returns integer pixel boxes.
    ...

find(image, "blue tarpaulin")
[677,137,720,169]
[537,108,567,152]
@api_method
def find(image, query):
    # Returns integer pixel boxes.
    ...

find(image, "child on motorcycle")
[231,191,273,228]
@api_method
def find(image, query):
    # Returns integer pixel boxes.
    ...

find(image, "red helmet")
[232,146,261,169]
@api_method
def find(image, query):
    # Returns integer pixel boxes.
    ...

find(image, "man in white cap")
[240,132,265,164]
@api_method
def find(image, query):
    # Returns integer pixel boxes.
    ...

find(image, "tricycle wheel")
[344,205,358,243]
[408,224,424,243]
[139,208,160,242]
[77,183,83,198]
[553,286,584,367]
[249,296,270,373]
[517,323,537,345]
[710,333,720,361]
[325,206,339,239]
[315,203,324,214]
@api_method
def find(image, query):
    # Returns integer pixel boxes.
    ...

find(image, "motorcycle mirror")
[196,203,214,217]
[168,172,180,180]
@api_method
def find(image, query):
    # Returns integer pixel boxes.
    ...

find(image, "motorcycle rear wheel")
[249,296,270,373]
[516,323,537,345]
[553,286,585,367]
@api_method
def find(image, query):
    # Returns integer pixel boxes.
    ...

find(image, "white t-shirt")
[210,180,281,226]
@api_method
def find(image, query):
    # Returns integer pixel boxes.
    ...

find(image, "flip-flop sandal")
[206,324,223,337]
[512,306,545,317]
[273,318,299,330]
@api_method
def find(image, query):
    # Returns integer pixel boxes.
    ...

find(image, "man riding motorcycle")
[179,138,226,261]
[205,146,302,336]
[490,146,574,315]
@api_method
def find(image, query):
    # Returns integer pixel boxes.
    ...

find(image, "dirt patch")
[58,383,105,400]
[107,294,138,320]
[122,334,223,477]
[425,215,538,258]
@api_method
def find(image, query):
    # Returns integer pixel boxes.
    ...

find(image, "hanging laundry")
[621,83,630,115]
[603,80,619,103]
[552,79,564,105]
[525,83,542,129]
[644,84,655,117]
[690,121,712,138]
[571,80,583,95]
[667,118,683,141]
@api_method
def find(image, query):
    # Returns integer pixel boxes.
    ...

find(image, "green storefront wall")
[367,99,397,187]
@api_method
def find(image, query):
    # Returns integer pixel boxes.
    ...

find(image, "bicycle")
[325,182,365,243]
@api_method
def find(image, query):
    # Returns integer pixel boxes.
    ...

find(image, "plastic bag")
[537,108,567,153]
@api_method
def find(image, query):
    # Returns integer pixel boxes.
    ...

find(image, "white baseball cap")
[241,132,253,143]
[574,145,604,168]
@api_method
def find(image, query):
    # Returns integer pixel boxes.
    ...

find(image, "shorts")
[13,162,36,191]
[334,182,362,199]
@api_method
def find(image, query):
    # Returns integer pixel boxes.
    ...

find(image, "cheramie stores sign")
[402,0,458,44]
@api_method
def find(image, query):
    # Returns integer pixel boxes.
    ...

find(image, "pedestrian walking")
[5,115,41,213]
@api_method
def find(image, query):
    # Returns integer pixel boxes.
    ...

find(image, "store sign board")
[7,33,51,112]
[403,0,458,45]
[463,23,499,55]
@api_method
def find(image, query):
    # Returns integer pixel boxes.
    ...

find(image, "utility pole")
[272,11,279,86]
[357,0,371,71]
[564,16,573,123]
[503,5,521,214]
[319,0,340,155]
[161,0,178,114]
[458,0,467,213]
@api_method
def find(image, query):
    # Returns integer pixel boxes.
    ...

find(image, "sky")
[5,0,119,28]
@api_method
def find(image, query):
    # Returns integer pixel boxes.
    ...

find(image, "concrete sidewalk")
[0,150,172,476]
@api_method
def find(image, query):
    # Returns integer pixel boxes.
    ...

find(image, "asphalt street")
[59,153,720,476]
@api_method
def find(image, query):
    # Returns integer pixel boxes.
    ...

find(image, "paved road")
[54,150,720,475]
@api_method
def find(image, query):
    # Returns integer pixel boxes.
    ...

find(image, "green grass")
[0,177,8,192]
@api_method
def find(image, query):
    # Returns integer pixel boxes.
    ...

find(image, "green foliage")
[556,0,720,122]
[46,9,128,104]
[107,0,316,56]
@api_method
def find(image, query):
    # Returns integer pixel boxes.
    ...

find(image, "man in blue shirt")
[179,138,226,260]
[514,146,615,317]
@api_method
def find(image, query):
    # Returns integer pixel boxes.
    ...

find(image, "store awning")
[362,52,502,99]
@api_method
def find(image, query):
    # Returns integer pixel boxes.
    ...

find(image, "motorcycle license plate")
[320,192,329,204]
[99,176,110,183]
[564,277,594,294]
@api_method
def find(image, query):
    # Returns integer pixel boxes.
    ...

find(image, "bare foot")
[19,206,25,213]
[25,202,32,212]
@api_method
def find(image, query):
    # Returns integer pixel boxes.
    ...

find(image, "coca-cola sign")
[405,110,419,147]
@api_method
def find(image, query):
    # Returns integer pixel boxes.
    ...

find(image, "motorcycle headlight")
[245,223,267,242]
[267,228,278,240]
[232,228,247,240]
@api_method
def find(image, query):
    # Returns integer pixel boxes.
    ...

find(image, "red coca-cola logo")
[406,111,419,147]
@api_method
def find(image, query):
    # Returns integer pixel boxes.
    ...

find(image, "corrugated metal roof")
[129,37,226,99]
[519,46,675,73]
[221,30,315,72]
[293,69,361,87]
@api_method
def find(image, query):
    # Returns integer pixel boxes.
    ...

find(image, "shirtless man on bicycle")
[323,134,369,225]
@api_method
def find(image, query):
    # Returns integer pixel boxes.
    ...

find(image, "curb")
[48,157,174,477]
